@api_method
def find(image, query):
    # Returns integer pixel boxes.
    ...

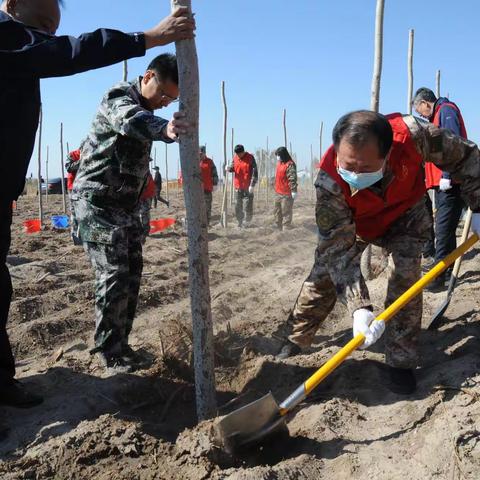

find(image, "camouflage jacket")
[286,162,298,193]
[314,114,480,314]
[72,77,173,210]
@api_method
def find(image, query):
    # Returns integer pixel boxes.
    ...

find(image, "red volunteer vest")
[200,157,214,192]
[425,101,467,189]
[66,149,81,191]
[233,153,254,190]
[275,160,294,195]
[141,174,156,200]
[320,113,426,240]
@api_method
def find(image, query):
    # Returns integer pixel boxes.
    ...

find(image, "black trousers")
[422,192,435,257]
[434,184,465,263]
[0,199,14,386]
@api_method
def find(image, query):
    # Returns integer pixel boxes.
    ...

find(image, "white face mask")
[276,156,282,162]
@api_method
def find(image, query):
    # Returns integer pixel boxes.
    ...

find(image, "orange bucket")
[150,218,176,234]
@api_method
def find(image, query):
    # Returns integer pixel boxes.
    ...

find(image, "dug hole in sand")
[1,193,480,479]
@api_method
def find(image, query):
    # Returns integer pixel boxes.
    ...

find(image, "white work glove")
[291,192,297,200]
[472,213,480,236]
[248,186,254,194]
[439,178,452,191]
[352,308,385,350]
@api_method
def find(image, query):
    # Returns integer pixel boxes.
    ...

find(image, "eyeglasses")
[153,74,179,103]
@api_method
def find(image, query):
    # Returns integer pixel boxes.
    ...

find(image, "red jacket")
[141,174,156,200]
[425,101,467,189]
[320,113,426,240]
[66,149,81,191]
[232,153,254,190]
[200,157,215,192]
[275,159,295,195]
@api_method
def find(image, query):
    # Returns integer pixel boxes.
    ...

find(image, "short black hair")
[147,53,178,85]
[234,144,245,154]
[332,110,393,157]
[274,146,292,162]
[412,87,437,105]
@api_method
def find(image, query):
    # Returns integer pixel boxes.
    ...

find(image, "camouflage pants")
[288,200,431,369]
[204,191,213,224]
[138,199,151,243]
[235,189,254,225]
[72,198,143,355]
[274,193,294,229]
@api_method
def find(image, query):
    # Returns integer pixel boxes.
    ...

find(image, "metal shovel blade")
[215,392,287,453]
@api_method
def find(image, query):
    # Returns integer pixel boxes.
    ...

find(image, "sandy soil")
[1,191,479,480]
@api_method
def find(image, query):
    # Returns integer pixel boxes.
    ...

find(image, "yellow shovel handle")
[303,234,479,396]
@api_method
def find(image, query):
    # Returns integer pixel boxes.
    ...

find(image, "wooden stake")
[45,145,49,204]
[171,0,216,420]
[436,69,441,98]
[154,147,157,168]
[59,123,67,213]
[165,143,169,201]
[37,106,44,226]
[220,81,228,227]
[407,29,414,114]
[283,108,287,148]
[370,0,385,112]
[123,60,128,82]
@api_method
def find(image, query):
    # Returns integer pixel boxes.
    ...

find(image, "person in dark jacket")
[0,0,194,408]
[152,166,169,208]
[413,88,468,291]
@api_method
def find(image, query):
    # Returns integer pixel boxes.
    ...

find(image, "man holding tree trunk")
[0,0,194,407]
[72,53,190,373]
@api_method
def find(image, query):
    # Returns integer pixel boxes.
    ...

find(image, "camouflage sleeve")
[65,156,80,174]
[405,114,480,211]
[102,87,173,144]
[211,161,219,186]
[286,162,298,193]
[314,170,371,314]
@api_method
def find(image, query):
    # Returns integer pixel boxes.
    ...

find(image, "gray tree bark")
[220,80,228,227]
[407,29,414,114]
[37,106,44,226]
[171,0,217,421]
[123,60,128,82]
[436,69,441,98]
[370,0,385,112]
[45,145,49,204]
[165,143,169,201]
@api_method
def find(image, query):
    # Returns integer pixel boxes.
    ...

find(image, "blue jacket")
[0,11,145,200]
[432,97,464,180]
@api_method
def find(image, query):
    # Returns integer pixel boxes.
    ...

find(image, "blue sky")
[33,0,480,179]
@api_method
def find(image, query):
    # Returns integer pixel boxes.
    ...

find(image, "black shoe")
[0,380,43,408]
[387,367,416,395]
[425,273,447,292]
[121,345,149,368]
[97,352,135,373]
[276,341,302,360]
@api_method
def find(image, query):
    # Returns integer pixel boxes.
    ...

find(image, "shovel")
[428,209,472,330]
[215,233,479,453]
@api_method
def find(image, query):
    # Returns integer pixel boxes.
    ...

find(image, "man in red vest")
[199,146,218,225]
[413,88,468,291]
[274,146,298,230]
[227,144,258,228]
[277,110,480,395]
[66,148,81,192]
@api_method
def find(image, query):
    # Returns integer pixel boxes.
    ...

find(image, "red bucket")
[150,218,176,234]
[24,219,42,234]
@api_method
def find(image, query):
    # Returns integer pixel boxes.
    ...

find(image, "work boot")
[96,351,135,374]
[121,345,149,369]
[0,380,43,408]
[387,367,416,395]
[276,340,301,360]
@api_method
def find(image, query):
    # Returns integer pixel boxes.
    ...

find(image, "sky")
[32,0,480,179]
